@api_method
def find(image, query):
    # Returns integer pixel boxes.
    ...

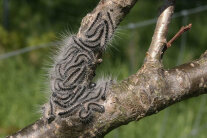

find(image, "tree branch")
[167,23,192,48]
[8,0,207,138]
[145,0,175,64]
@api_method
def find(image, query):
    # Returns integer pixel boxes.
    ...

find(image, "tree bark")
[8,0,207,137]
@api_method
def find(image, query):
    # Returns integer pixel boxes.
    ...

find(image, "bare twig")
[167,23,192,48]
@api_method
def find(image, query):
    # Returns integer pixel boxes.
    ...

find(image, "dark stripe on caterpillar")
[55,64,64,78]
[62,50,80,69]
[73,36,92,53]
[55,89,77,104]
[62,47,79,61]
[49,99,54,115]
[55,55,75,78]
[63,68,81,86]
[62,48,93,70]
[86,23,104,38]
[54,86,81,107]
[78,103,105,121]
[103,20,109,46]
[58,104,81,118]
[78,90,92,102]
[48,99,56,123]
[63,60,84,78]
[82,88,103,103]
[64,86,86,105]
[70,66,87,85]
[55,47,79,72]
[107,12,114,32]
[54,100,69,108]
[52,92,74,101]
[55,80,76,92]
[74,53,91,63]
[53,87,82,108]
[79,38,100,49]
[79,107,92,121]
[86,27,104,43]
[87,12,101,32]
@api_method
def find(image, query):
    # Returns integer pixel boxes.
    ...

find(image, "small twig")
[167,23,192,48]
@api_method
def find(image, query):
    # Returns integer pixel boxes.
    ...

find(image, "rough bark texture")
[8,0,207,137]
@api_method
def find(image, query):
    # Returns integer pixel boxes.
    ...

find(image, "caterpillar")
[46,10,116,122]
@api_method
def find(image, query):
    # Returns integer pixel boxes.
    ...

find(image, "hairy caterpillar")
[46,10,116,122]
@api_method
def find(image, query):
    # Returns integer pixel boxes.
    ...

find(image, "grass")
[0,55,46,137]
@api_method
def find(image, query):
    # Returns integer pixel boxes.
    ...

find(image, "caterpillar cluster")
[47,10,115,122]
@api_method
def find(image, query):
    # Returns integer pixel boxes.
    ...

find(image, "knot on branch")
[134,65,168,112]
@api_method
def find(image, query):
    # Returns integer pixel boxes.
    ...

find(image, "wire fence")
[0,42,58,60]
[122,4,207,29]
[0,5,207,60]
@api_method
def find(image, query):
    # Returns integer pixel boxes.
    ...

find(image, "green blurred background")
[0,0,207,137]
